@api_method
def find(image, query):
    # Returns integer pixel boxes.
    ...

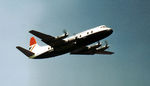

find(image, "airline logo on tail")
[29,37,37,51]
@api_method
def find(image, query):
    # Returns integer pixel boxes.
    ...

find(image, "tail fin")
[29,37,39,52]
[16,46,35,57]
[30,37,37,46]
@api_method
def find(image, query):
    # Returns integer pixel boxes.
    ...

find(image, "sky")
[0,0,150,86]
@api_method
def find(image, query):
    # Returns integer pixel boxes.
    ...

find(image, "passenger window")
[91,31,93,33]
[80,35,81,37]
[87,32,89,34]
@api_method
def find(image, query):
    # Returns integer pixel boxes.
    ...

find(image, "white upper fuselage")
[64,25,112,41]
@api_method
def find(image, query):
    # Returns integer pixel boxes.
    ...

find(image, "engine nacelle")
[96,45,109,51]
[88,42,101,50]
[56,32,69,40]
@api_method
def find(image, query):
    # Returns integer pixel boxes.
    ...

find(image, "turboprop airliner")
[16,25,114,59]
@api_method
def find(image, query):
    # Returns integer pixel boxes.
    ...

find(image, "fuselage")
[35,25,113,59]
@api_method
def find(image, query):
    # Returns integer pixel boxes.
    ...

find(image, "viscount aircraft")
[16,25,114,59]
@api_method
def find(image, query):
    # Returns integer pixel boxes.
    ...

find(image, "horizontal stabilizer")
[16,46,35,57]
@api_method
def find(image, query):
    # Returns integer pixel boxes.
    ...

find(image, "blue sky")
[0,0,150,86]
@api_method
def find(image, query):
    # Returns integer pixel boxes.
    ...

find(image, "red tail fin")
[30,37,37,46]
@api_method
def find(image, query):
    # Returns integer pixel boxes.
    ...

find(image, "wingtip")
[29,30,34,33]
[110,52,115,54]
[16,46,20,49]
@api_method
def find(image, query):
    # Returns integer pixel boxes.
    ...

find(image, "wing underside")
[70,50,114,55]
[70,44,114,55]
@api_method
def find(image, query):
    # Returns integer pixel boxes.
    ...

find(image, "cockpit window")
[100,25,106,28]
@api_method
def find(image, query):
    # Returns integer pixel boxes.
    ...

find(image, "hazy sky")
[0,0,150,86]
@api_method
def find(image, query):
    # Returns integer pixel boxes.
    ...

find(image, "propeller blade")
[63,29,66,33]
[97,41,101,46]
[105,40,108,45]
[63,29,69,36]
[105,40,109,47]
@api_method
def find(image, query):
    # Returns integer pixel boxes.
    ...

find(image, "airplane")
[16,25,114,59]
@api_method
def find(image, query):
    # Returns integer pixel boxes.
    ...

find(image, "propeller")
[96,41,110,51]
[56,29,69,39]
[97,41,101,46]
[63,29,69,36]
[105,40,109,48]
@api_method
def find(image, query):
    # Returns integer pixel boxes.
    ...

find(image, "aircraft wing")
[29,30,66,47]
[95,51,114,55]
[29,30,55,40]
[70,50,114,55]
[70,46,114,55]
[70,52,94,55]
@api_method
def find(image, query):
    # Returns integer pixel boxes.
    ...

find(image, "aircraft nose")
[107,28,113,33]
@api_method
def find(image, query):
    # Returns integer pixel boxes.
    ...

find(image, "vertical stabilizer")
[29,37,39,51]
[29,37,41,55]
[30,37,37,46]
